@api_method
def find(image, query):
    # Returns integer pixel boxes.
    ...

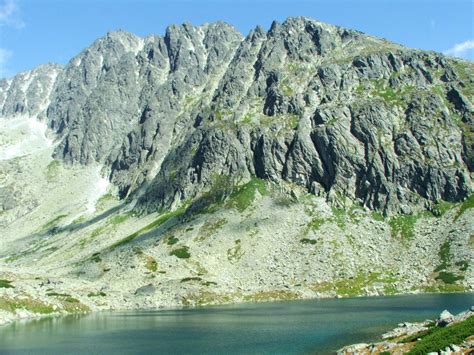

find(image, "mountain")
[0,17,472,323]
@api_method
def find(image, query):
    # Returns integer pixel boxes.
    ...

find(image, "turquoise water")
[1,293,473,354]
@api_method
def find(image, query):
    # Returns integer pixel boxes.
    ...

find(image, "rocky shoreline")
[338,308,474,354]
[0,288,472,328]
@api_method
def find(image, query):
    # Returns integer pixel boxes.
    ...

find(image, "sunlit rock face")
[1,17,473,215]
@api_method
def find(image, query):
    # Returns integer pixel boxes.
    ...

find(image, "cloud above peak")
[444,40,474,60]
[0,0,24,78]
[0,0,24,29]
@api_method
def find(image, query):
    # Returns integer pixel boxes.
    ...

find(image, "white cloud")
[444,40,474,60]
[0,0,24,78]
[0,48,12,77]
[0,0,24,29]
[0,0,15,20]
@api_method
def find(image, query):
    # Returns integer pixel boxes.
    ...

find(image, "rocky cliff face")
[0,63,62,119]
[1,17,473,215]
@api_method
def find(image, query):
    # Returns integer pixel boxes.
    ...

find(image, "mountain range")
[0,17,472,324]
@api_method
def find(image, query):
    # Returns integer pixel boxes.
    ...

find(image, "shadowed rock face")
[1,17,473,215]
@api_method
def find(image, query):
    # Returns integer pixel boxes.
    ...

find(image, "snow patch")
[119,35,144,56]
[71,57,82,67]
[48,70,59,87]
[84,168,110,215]
[0,116,52,160]
[17,71,33,93]
[133,38,145,55]
[98,55,104,72]
[36,70,60,115]
[0,78,12,108]
[188,41,196,53]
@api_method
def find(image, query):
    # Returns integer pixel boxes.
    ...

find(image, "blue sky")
[0,0,472,78]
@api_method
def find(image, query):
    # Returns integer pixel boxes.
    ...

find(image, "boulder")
[437,310,454,327]
[134,284,156,296]
[337,343,369,355]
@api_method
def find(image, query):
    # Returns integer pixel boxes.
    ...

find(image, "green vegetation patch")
[455,260,469,271]
[71,215,87,225]
[95,192,116,211]
[454,194,474,221]
[431,200,456,217]
[0,296,55,314]
[305,205,366,234]
[198,218,227,241]
[370,79,414,106]
[145,256,158,272]
[371,211,385,222]
[300,238,317,245]
[47,293,87,312]
[87,291,106,297]
[434,241,451,272]
[307,217,325,231]
[400,326,435,343]
[60,298,90,313]
[435,271,463,284]
[166,236,179,245]
[46,292,71,297]
[182,291,234,306]
[426,240,466,287]
[422,283,466,293]
[284,113,300,130]
[452,61,474,99]
[0,279,14,288]
[331,208,347,229]
[109,213,132,225]
[188,176,267,215]
[241,113,253,125]
[133,246,143,255]
[281,83,294,97]
[243,290,299,302]
[41,214,68,231]
[45,160,61,182]
[389,214,418,240]
[170,246,191,259]
[90,252,102,263]
[408,316,474,354]
[355,84,365,95]
[335,274,367,297]
[227,240,244,263]
[334,272,400,297]
[180,277,202,283]
[110,207,186,250]
[308,281,334,293]
[226,178,267,212]
[90,225,107,239]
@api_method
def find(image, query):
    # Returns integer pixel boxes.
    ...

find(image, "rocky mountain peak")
[0,17,472,215]
[0,63,62,119]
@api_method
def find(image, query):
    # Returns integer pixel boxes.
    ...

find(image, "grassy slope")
[408,316,474,354]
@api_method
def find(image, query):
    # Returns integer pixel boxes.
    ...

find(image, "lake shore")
[338,308,474,354]
[1,293,473,354]
[1,282,473,327]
